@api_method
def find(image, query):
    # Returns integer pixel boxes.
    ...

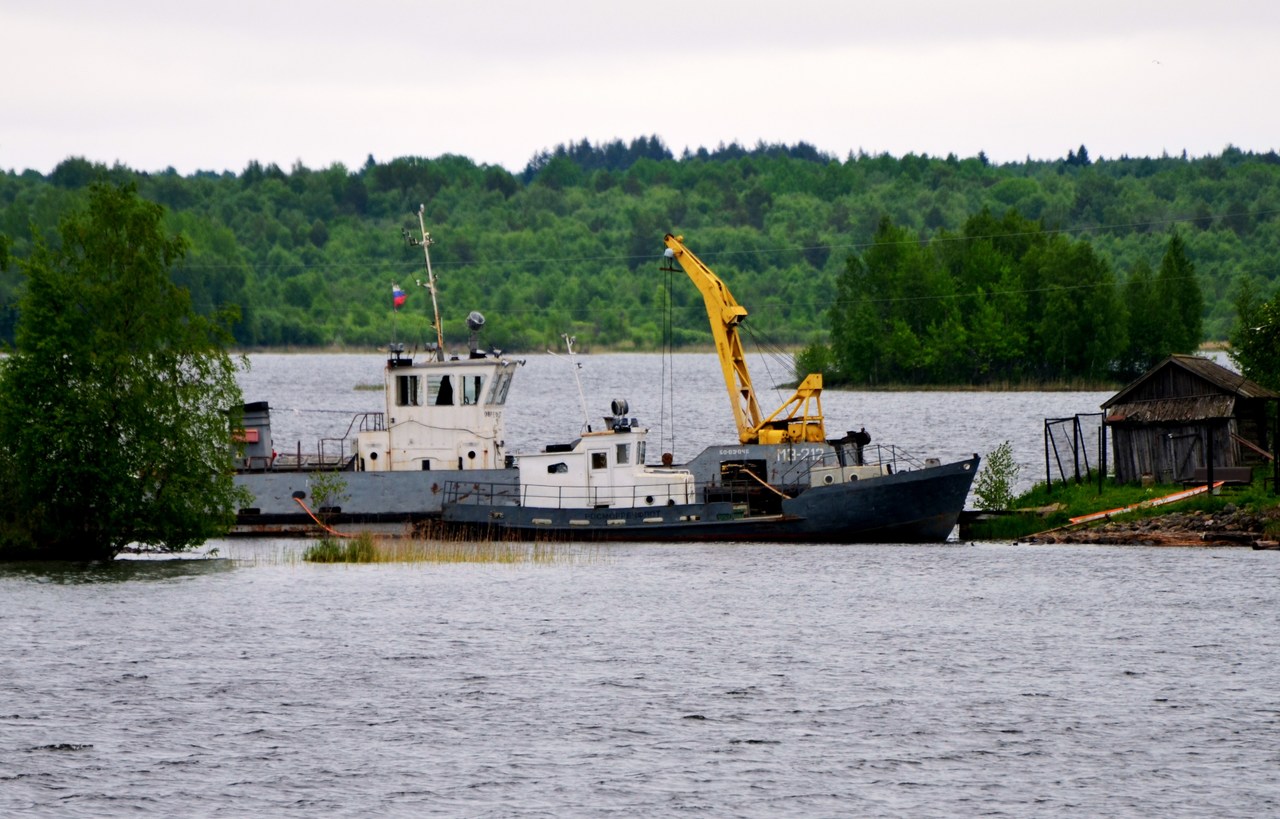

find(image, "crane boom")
[662,234,826,445]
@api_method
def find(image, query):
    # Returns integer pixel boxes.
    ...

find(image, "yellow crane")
[661,234,826,445]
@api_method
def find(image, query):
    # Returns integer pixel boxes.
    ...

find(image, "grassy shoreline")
[966,469,1280,543]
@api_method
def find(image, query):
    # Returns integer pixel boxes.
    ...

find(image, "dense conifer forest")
[2,138,1278,385]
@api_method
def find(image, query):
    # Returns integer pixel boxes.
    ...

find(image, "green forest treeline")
[2,138,1279,386]
[801,210,1205,386]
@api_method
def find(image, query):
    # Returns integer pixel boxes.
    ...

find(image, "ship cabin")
[515,400,695,510]
[355,345,520,472]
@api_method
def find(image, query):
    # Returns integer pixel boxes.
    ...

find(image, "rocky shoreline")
[1018,504,1280,548]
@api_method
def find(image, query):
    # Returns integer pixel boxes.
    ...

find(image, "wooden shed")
[1102,355,1278,485]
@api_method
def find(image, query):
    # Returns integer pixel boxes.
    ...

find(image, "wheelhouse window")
[637,441,647,465]
[486,370,513,406]
[616,443,630,465]
[395,375,421,407]
[591,452,607,470]
[462,375,485,405]
[427,375,453,406]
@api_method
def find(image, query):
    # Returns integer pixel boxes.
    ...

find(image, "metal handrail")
[246,411,386,473]
[443,477,750,510]
[770,442,928,486]
[355,412,385,433]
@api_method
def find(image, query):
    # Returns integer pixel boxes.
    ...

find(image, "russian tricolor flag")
[392,284,406,310]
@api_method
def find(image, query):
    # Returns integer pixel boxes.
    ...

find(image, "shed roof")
[1102,355,1279,423]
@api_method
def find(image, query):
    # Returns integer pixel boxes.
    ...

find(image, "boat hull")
[438,456,978,544]
[231,468,510,535]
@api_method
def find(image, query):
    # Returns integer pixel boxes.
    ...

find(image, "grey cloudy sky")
[4,1,1276,174]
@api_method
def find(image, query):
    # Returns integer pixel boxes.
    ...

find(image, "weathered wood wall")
[1110,420,1237,484]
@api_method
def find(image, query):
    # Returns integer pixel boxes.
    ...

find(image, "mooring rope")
[293,496,355,538]
[743,469,790,499]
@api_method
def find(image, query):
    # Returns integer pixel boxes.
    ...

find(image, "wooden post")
[1099,423,1107,494]
[1206,422,1215,493]
[1072,416,1082,484]
[1044,419,1052,492]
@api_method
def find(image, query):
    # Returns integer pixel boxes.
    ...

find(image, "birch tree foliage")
[0,183,246,561]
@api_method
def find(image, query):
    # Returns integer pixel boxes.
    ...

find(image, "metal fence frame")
[1044,412,1106,491]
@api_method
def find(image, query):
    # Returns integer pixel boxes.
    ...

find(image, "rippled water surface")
[5,544,1280,817]
[5,352,1276,816]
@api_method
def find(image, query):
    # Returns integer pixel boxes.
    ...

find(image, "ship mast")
[412,204,446,360]
[548,334,592,433]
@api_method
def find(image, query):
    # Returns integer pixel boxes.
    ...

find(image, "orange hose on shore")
[1067,482,1219,525]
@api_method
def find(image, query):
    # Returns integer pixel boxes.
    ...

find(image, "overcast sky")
[4,1,1277,175]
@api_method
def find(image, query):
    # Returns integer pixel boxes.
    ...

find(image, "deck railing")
[443,477,746,510]
[770,442,932,486]
[239,412,384,473]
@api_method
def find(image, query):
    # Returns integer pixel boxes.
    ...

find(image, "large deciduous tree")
[1229,277,1280,391]
[0,183,246,561]
[1024,234,1126,381]
[829,216,958,385]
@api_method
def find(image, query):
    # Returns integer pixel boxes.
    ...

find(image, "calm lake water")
[5,351,1276,817]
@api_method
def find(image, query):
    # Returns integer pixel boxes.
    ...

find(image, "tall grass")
[302,531,600,564]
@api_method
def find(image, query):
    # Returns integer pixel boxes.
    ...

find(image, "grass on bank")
[302,531,598,564]
[967,468,1280,541]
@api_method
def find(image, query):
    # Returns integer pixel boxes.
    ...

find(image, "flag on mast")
[392,283,406,310]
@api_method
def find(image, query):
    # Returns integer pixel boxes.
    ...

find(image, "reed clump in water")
[302,531,597,564]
